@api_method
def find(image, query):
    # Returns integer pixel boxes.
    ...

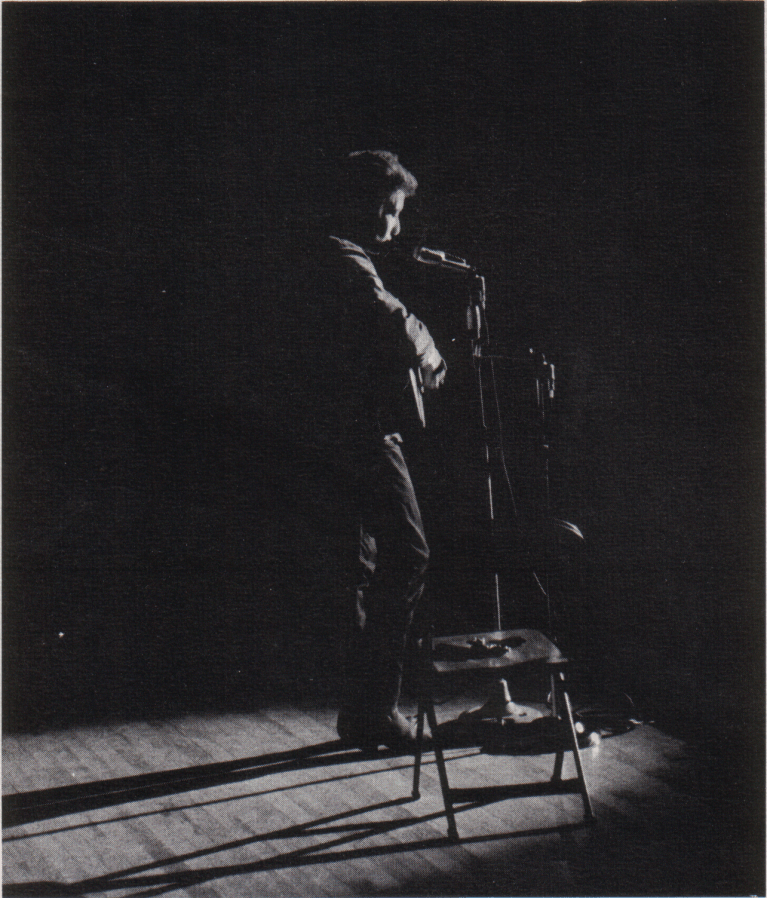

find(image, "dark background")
[3,0,763,828]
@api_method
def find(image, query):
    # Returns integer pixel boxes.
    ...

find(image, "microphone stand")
[466,273,505,631]
[416,250,578,635]
[535,350,556,638]
[413,247,504,629]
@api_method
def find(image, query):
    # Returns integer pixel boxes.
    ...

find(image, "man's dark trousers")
[342,432,429,722]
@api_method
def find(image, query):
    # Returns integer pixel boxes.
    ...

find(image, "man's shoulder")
[328,236,378,276]
[329,235,364,253]
[328,235,365,254]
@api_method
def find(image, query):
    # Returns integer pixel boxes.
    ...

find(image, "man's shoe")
[378,709,418,748]
[336,707,368,745]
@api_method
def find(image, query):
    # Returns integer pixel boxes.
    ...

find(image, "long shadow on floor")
[4,788,589,898]
[4,728,760,897]
[3,712,613,830]
[3,739,403,828]
[3,736,598,897]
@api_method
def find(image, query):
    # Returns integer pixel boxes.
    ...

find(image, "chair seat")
[430,628,566,674]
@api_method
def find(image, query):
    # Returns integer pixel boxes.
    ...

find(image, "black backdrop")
[3,1,763,812]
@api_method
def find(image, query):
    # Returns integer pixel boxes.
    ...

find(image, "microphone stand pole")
[468,273,503,631]
[535,350,556,639]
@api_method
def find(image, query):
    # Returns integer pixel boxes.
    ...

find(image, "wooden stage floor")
[2,695,757,897]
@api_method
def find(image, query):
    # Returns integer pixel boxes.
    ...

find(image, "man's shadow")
[3,740,409,828]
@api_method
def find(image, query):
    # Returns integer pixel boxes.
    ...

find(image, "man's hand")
[421,357,447,391]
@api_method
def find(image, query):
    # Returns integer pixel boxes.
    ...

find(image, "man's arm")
[334,238,447,389]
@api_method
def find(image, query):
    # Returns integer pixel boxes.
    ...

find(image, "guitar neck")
[409,367,426,429]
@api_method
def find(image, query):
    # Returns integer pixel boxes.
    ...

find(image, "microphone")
[413,245,474,272]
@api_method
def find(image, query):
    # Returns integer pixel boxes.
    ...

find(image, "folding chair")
[411,626,595,842]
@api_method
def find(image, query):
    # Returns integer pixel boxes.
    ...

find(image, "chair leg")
[425,698,459,842]
[412,700,425,799]
[549,671,559,718]
[552,748,564,783]
[559,678,595,822]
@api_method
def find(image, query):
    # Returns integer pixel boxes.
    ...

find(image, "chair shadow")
[3,716,611,831]
[3,784,588,898]
[3,734,595,896]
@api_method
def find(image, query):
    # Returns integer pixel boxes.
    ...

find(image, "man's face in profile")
[374,189,407,244]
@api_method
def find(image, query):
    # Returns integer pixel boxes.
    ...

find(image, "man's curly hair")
[345,150,418,200]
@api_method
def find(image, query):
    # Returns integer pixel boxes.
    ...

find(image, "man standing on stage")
[317,150,446,749]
